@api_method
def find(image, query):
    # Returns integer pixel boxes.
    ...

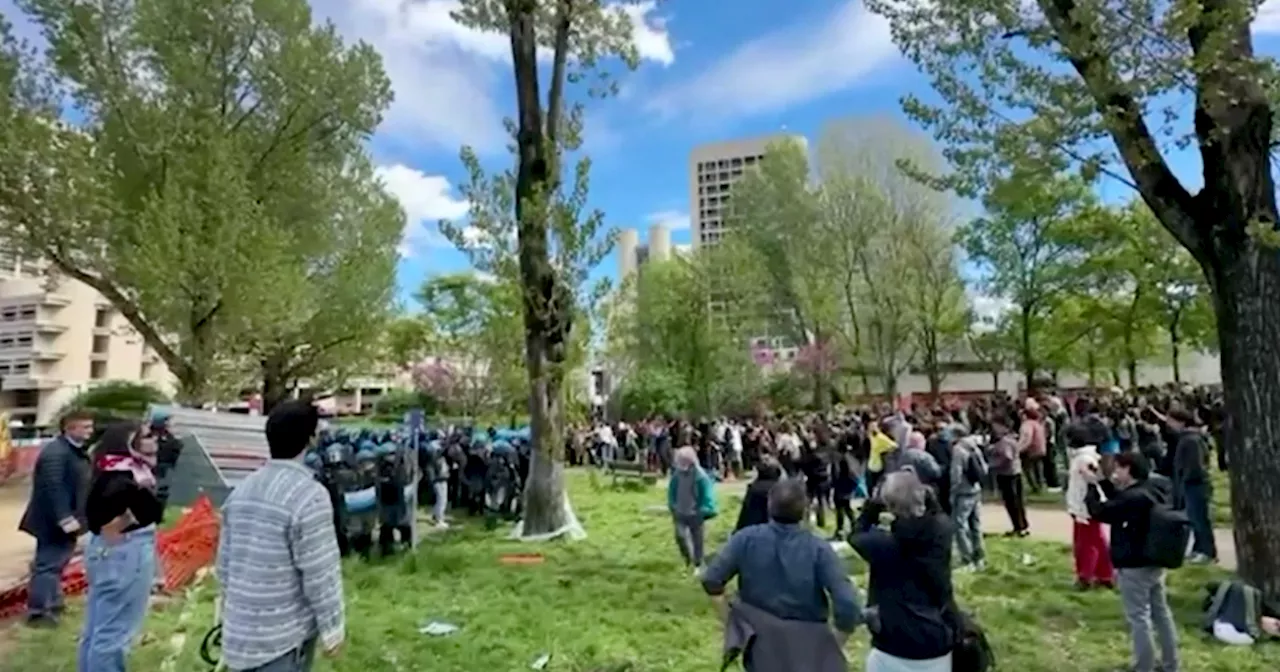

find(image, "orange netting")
[0,494,221,622]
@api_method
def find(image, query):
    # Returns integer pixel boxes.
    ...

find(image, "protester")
[988,414,1030,537]
[950,434,987,571]
[1167,408,1217,565]
[734,456,781,532]
[666,446,717,574]
[427,442,451,529]
[217,400,344,672]
[851,470,957,672]
[19,409,95,628]
[147,410,183,515]
[830,443,860,540]
[78,421,163,672]
[1085,451,1181,672]
[1201,579,1280,646]
[701,478,861,672]
[1065,426,1113,590]
[1019,399,1048,493]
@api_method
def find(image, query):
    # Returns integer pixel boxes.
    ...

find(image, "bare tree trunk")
[1169,311,1183,384]
[260,353,290,415]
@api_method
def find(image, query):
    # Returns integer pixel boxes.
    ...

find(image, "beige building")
[689,134,807,249]
[616,224,674,280]
[0,252,175,427]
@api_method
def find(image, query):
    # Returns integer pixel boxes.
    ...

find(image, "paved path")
[709,478,1237,571]
[0,484,34,589]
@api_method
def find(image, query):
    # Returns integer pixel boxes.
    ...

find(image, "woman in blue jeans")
[79,421,163,672]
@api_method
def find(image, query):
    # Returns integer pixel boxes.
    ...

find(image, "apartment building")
[689,134,807,249]
[0,252,175,427]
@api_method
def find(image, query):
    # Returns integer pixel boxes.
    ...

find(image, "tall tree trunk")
[1019,307,1034,390]
[1169,310,1183,384]
[509,0,572,537]
[990,370,999,394]
[1210,247,1280,597]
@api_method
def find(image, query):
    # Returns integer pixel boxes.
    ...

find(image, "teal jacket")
[667,466,718,519]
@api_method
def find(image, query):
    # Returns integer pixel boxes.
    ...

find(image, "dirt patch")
[0,483,34,589]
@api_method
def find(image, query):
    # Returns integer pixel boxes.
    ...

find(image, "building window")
[12,361,29,375]
[15,334,32,348]
[94,308,110,328]
[140,362,153,379]
[13,390,37,407]
[92,335,110,354]
[17,305,35,320]
[1,307,15,322]
[90,360,107,379]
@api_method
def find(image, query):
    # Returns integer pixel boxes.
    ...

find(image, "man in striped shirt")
[216,400,345,671]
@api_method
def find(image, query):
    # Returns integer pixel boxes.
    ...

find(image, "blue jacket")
[667,466,718,519]
[19,435,91,541]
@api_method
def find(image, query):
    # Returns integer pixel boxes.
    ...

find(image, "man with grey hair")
[702,479,861,671]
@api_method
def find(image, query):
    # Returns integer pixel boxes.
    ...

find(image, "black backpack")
[963,451,985,485]
[953,610,995,672]
[1144,502,1191,569]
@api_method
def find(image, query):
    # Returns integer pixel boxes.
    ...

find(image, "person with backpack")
[949,434,987,572]
[1085,451,1182,672]
[1167,408,1218,565]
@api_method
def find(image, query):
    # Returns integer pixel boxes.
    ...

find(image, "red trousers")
[1072,518,1114,584]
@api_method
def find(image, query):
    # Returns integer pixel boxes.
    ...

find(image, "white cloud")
[1258,0,1280,32]
[645,209,690,230]
[644,1,896,121]
[375,163,470,256]
[316,0,674,154]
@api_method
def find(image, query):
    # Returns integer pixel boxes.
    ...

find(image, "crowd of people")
[626,384,1280,671]
[11,384,1277,672]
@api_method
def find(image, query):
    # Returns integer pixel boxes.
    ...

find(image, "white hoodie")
[1066,445,1102,520]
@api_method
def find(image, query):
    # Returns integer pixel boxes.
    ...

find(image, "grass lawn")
[3,470,1277,672]
[1006,468,1235,527]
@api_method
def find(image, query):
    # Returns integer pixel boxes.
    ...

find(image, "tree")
[903,223,969,396]
[867,0,1280,591]
[723,139,842,408]
[416,271,526,419]
[448,0,638,536]
[967,317,1017,393]
[607,255,757,417]
[814,118,955,396]
[383,314,437,372]
[958,162,1092,389]
[249,160,403,412]
[0,0,391,403]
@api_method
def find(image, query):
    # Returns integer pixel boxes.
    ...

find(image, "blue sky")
[8,0,1280,309]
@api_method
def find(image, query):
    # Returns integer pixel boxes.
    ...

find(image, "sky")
[8,0,1280,310]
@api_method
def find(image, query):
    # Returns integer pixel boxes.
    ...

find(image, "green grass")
[1007,469,1235,527]
[3,471,1276,671]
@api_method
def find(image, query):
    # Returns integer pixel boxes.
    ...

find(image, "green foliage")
[0,0,394,402]
[416,271,528,418]
[371,388,439,421]
[59,380,171,421]
[606,255,759,418]
[615,367,688,420]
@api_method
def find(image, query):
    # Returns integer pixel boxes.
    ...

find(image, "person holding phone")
[78,421,163,672]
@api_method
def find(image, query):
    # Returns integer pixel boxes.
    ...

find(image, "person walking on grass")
[1085,451,1180,672]
[667,446,717,574]
[20,409,95,629]
[78,421,163,672]
[217,401,345,672]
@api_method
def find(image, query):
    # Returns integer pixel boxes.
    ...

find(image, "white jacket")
[1066,445,1102,520]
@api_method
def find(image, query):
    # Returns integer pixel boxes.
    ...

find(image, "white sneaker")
[693,564,705,578]
[434,521,449,529]
[975,559,986,571]
[955,563,976,573]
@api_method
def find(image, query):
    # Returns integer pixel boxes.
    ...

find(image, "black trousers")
[996,473,1029,532]
[833,495,856,534]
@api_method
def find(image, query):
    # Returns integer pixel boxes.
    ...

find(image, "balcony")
[32,320,68,334]
[2,374,61,391]
[29,348,65,362]
[90,351,108,361]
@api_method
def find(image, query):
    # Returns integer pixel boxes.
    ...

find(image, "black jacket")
[851,514,957,660]
[86,469,164,535]
[1086,475,1173,569]
[734,477,777,532]
[19,436,91,541]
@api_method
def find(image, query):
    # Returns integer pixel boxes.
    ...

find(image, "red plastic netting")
[0,494,221,622]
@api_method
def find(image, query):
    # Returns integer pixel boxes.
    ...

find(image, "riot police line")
[303,425,532,557]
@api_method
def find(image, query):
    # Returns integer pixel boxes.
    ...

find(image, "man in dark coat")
[18,409,95,627]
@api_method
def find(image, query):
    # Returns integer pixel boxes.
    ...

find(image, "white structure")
[0,252,176,426]
[689,134,807,249]
[617,224,674,282]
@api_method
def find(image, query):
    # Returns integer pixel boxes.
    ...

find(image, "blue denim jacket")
[702,522,862,632]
